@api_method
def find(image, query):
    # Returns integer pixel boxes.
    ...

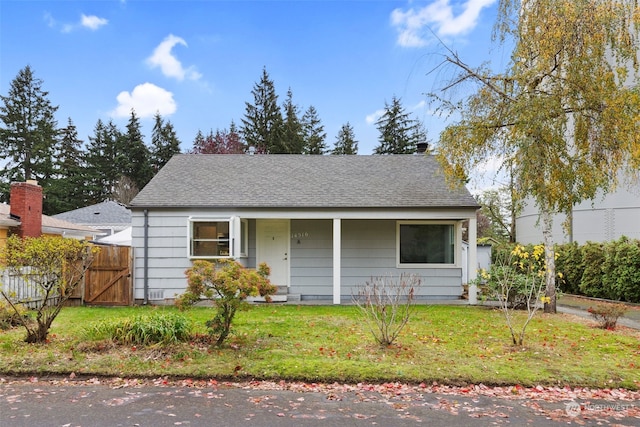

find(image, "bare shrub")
[352,273,421,347]
[484,244,548,346]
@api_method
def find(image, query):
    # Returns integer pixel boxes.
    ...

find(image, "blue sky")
[1,0,502,156]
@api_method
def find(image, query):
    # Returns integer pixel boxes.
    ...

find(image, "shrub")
[609,238,640,302]
[579,241,607,298]
[352,273,420,347]
[0,236,96,343]
[484,244,547,346]
[601,240,620,300]
[176,259,276,347]
[587,303,627,330]
[555,242,584,295]
[85,312,193,345]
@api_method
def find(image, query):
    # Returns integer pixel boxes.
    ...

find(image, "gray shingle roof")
[129,154,479,209]
[52,200,131,225]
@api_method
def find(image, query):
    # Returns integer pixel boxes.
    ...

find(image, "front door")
[256,219,290,288]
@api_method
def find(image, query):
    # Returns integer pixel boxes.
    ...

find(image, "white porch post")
[467,216,478,305]
[333,218,341,305]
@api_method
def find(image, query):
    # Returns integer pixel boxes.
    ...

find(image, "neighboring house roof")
[52,200,131,230]
[0,204,20,227]
[130,154,480,209]
[0,203,96,238]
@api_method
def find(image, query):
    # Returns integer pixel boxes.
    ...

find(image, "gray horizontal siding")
[289,219,332,293]
[133,213,464,302]
[132,211,191,301]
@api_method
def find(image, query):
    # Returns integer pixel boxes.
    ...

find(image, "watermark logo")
[565,401,634,417]
[565,401,581,417]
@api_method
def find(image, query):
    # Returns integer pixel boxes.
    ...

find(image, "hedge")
[492,238,640,303]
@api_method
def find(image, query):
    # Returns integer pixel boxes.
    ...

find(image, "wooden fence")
[83,245,132,306]
[0,267,60,309]
[1,245,133,307]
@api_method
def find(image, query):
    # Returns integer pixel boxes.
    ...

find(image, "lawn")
[0,304,638,390]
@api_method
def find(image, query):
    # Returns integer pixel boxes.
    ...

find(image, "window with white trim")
[188,217,248,259]
[397,222,455,266]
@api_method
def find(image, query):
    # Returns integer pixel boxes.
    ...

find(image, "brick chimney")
[10,180,43,238]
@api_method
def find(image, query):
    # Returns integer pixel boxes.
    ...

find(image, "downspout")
[143,209,149,305]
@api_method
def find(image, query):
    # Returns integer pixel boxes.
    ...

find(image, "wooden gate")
[84,245,132,306]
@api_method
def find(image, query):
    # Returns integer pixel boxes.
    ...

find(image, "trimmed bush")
[587,303,627,330]
[555,242,584,295]
[609,238,640,302]
[579,241,607,298]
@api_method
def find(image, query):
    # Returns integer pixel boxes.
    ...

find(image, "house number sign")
[291,232,309,239]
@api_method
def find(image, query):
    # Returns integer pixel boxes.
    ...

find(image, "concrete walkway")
[556,294,640,330]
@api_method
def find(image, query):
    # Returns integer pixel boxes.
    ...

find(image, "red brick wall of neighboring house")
[10,180,43,238]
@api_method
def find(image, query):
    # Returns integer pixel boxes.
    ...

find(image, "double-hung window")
[397,221,456,266]
[188,217,248,259]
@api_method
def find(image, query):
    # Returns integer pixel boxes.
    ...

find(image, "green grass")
[0,304,638,389]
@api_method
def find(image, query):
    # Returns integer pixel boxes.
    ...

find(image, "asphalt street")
[2,378,639,427]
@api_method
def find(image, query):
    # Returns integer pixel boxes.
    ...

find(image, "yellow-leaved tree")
[430,0,640,312]
[0,236,96,343]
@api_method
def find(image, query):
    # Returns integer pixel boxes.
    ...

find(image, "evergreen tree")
[331,122,358,155]
[190,129,206,154]
[85,119,122,203]
[241,67,283,153]
[302,105,327,155]
[150,112,181,172]
[0,65,58,202]
[122,110,153,192]
[46,118,87,214]
[374,96,422,155]
[281,88,304,154]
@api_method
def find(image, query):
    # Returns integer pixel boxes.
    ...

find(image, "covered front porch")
[233,214,479,304]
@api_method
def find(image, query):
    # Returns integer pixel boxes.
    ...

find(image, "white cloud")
[366,109,385,125]
[146,34,202,81]
[43,12,56,28]
[110,83,177,118]
[81,14,108,30]
[56,13,108,33]
[391,0,496,47]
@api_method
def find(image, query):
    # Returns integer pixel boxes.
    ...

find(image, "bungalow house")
[129,154,481,305]
[0,180,97,250]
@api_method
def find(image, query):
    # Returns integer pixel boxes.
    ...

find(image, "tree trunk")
[541,209,557,314]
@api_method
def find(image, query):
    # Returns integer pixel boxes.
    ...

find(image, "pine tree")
[241,67,283,153]
[46,118,87,213]
[280,88,304,154]
[374,96,421,155]
[122,110,153,192]
[302,105,327,155]
[331,122,358,155]
[0,65,58,202]
[150,112,181,172]
[85,119,122,203]
[190,129,207,154]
